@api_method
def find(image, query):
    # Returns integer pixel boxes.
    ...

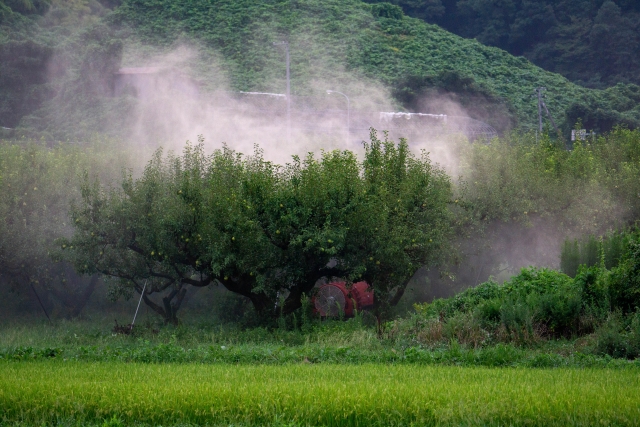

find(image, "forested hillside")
[1,0,639,138]
[367,0,640,89]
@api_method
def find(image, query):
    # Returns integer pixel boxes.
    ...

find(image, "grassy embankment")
[1,361,639,426]
[1,315,639,368]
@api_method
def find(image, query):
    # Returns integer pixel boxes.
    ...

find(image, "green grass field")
[1,362,639,426]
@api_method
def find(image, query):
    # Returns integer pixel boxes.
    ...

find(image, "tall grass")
[560,230,633,277]
[1,362,639,426]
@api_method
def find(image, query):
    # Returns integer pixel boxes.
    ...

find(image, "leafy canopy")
[61,131,452,321]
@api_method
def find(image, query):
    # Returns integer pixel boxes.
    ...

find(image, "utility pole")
[326,90,350,145]
[541,100,559,135]
[534,87,563,143]
[536,87,544,133]
[273,41,291,142]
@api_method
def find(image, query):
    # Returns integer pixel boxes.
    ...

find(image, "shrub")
[607,235,640,314]
[531,290,582,337]
[473,298,501,327]
[574,265,609,319]
[500,297,534,343]
[628,310,640,358]
[442,311,488,348]
[593,313,633,358]
[411,268,585,346]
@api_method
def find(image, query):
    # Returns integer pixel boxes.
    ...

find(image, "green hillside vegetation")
[102,0,640,132]
[1,0,639,139]
[366,0,640,89]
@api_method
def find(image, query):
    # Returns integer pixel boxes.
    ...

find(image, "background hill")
[365,0,640,89]
[1,0,639,139]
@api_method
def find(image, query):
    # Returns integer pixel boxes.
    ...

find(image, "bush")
[574,265,609,320]
[531,290,582,337]
[592,312,639,359]
[412,268,583,345]
[442,311,488,348]
[607,233,640,314]
[499,297,534,343]
[408,228,640,353]
[473,298,501,327]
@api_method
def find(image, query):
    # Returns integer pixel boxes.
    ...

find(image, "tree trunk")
[69,274,99,318]
[142,286,188,325]
[30,282,51,323]
[220,267,343,319]
[45,266,100,319]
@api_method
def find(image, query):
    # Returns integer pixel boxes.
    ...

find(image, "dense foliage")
[462,128,640,229]
[0,138,134,318]
[0,125,636,329]
[403,126,640,300]
[3,127,640,325]
[368,0,640,89]
[396,228,640,358]
[561,230,633,277]
[60,132,452,323]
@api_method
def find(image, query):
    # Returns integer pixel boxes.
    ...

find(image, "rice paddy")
[1,361,639,426]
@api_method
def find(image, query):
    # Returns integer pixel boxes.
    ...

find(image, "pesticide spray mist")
[56,42,624,307]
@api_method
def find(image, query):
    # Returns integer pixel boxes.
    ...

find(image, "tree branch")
[142,293,166,318]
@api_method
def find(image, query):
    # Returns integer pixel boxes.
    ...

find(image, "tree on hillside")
[61,132,453,323]
[588,2,638,84]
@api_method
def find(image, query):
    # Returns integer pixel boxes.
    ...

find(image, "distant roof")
[239,91,286,97]
[116,67,162,75]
